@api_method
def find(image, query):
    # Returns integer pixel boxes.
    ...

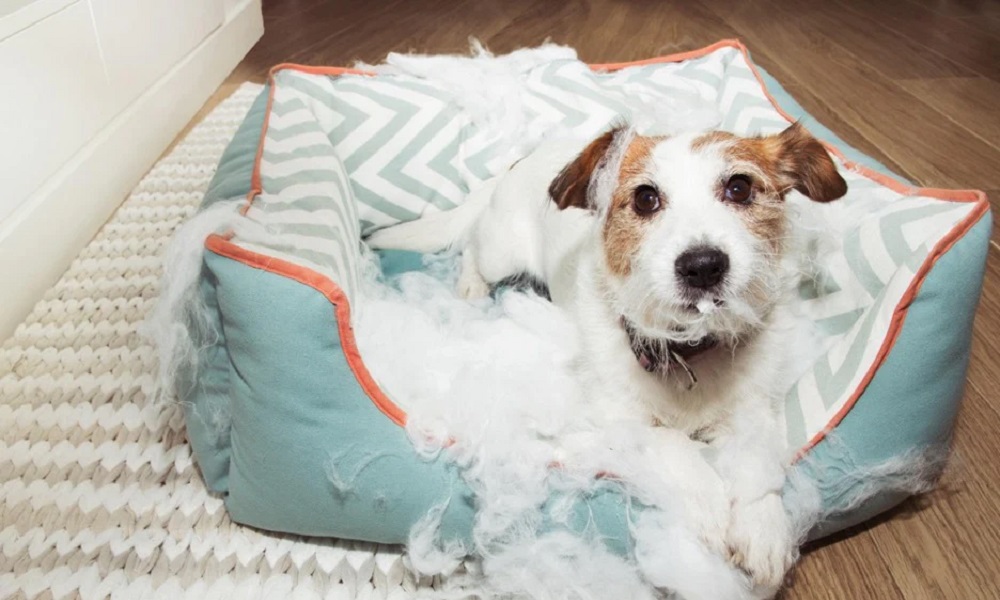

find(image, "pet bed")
[166,40,991,557]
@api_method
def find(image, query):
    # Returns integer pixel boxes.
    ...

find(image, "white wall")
[0,0,231,222]
[0,0,263,340]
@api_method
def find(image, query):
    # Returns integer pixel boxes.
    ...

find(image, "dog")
[367,122,847,592]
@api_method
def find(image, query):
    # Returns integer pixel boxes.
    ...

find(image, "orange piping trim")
[205,234,408,428]
[214,40,991,458]
[589,39,744,71]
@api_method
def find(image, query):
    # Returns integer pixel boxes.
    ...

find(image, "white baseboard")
[0,0,263,342]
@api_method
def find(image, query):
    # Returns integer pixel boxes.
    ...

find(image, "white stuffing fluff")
[141,200,245,403]
[406,502,468,579]
[357,40,577,162]
[356,251,760,598]
[357,39,721,167]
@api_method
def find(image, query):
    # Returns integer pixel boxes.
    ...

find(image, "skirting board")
[0,0,263,342]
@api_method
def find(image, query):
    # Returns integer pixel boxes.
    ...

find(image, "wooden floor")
[191,0,1000,597]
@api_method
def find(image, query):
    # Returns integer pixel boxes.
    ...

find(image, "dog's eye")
[724,175,753,204]
[632,186,661,215]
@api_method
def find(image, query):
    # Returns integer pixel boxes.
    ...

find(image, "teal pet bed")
[175,40,991,556]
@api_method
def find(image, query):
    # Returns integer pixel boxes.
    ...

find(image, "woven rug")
[0,84,422,600]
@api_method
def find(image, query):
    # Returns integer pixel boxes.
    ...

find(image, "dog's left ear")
[775,122,848,202]
[549,126,626,210]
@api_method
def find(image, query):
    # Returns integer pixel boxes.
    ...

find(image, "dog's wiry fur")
[367,123,847,593]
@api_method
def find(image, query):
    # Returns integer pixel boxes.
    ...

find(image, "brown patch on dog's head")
[549,126,627,210]
[693,123,847,203]
[601,136,662,277]
[774,122,848,202]
[691,124,846,252]
[548,127,666,277]
[690,130,734,153]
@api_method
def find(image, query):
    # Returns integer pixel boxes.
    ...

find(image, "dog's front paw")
[686,493,731,560]
[457,269,490,299]
[675,470,732,560]
[726,493,795,593]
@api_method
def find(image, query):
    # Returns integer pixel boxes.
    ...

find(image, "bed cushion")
[182,39,991,550]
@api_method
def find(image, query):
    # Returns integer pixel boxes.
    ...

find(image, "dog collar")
[620,317,718,389]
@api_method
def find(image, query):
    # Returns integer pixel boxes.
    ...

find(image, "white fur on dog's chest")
[569,259,774,437]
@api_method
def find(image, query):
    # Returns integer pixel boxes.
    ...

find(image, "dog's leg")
[726,489,792,595]
[460,200,538,297]
[712,407,795,594]
[648,428,732,559]
[457,245,490,299]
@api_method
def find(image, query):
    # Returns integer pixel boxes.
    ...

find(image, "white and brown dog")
[368,123,847,591]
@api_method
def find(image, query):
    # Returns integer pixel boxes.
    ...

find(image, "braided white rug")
[0,84,424,600]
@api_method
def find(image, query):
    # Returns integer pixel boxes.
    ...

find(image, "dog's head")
[549,123,847,344]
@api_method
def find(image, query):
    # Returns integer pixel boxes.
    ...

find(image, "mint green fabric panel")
[201,85,270,209]
[546,488,633,557]
[180,269,233,494]
[203,250,476,543]
[377,249,430,277]
[799,212,991,540]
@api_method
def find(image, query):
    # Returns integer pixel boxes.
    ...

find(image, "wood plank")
[236,0,747,81]
[795,3,973,79]
[786,526,904,599]
[984,191,1000,248]
[699,0,1000,189]
[903,0,1000,18]
[485,0,741,63]
[957,11,1000,36]
[835,0,1000,81]
[779,81,915,180]
[898,77,1000,155]
[966,246,1000,394]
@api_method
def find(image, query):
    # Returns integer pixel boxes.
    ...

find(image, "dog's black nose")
[675,247,729,289]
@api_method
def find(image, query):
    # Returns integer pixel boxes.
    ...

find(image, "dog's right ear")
[549,127,624,210]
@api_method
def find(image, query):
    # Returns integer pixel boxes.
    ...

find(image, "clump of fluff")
[355,244,950,599]
[355,250,761,599]
[406,502,468,579]
[357,39,578,163]
[783,181,896,309]
[140,200,245,403]
[356,39,721,171]
[632,511,753,600]
[588,125,637,216]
